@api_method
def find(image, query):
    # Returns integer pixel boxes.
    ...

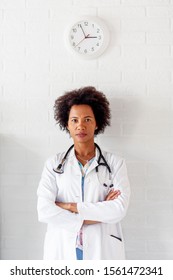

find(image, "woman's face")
[67,104,97,144]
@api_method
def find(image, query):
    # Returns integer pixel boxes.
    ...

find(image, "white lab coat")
[37,147,130,260]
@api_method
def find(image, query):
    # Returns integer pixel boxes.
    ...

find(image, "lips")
[76,133,87,138]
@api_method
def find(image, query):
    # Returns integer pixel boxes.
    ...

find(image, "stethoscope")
[53,143,114,190]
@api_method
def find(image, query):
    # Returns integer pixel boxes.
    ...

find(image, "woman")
[37,86,130,260]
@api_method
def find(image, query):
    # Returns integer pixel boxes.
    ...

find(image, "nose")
[77,120,85,130]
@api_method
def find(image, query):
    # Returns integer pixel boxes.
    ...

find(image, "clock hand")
[86,36,97,38]
[75,34,90,47]
[80,24,86,38]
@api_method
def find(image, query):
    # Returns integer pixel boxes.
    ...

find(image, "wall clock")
[65,16,110,59]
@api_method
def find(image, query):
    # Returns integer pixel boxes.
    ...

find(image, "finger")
[112,190,121,195]
[106,193,116,200]
[108,190,121,197]
[105,189,121,199]
[109,194,119,200]
[106,190,121,200]
[109,189,121,194]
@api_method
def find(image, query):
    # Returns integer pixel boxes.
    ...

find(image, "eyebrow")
[70,116,93,119]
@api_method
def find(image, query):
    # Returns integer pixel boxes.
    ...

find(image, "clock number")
[68,18,109,57]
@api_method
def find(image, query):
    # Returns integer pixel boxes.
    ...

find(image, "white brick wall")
[0,0,173,260]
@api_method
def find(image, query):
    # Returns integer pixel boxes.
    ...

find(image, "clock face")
[66,17,109,59]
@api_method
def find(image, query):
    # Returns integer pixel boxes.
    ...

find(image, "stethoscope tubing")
[94,143,111,173]
[53,145,74,174]
[53,143,112,175]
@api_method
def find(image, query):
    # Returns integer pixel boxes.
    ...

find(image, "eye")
[71,119,78,123]
[85,118,91,122]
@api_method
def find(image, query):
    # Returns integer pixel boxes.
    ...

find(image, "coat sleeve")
[77,157,130,224]
[37,157,83,233]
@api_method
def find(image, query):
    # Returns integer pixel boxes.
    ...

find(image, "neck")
[74,142,95,157]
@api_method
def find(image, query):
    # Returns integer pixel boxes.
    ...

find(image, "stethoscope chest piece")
[53,145,74,174]
[53,164,64,174]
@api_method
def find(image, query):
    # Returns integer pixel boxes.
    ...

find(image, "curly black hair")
[54,86,111,135]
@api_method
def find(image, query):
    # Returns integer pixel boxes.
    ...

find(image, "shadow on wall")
[98,96,142,157]
[0,135,46,260]
[99,95,173,259]
[120,96,172,258]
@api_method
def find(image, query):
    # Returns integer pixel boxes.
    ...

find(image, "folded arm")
[55,159,130,225]
[55,189,121,224]
[37,158,83,232]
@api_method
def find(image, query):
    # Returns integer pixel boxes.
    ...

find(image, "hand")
[55,201,70,211]
[83,190,121,225]
[55,189,121,221]
[105,189,121,201]
[55,202,78,213]
[83,220,99,225]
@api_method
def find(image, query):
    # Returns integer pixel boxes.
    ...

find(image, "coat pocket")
[102,234,125,260]
[110,234,122,242]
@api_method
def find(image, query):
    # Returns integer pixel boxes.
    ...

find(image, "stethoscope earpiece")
[103,183,114,188]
